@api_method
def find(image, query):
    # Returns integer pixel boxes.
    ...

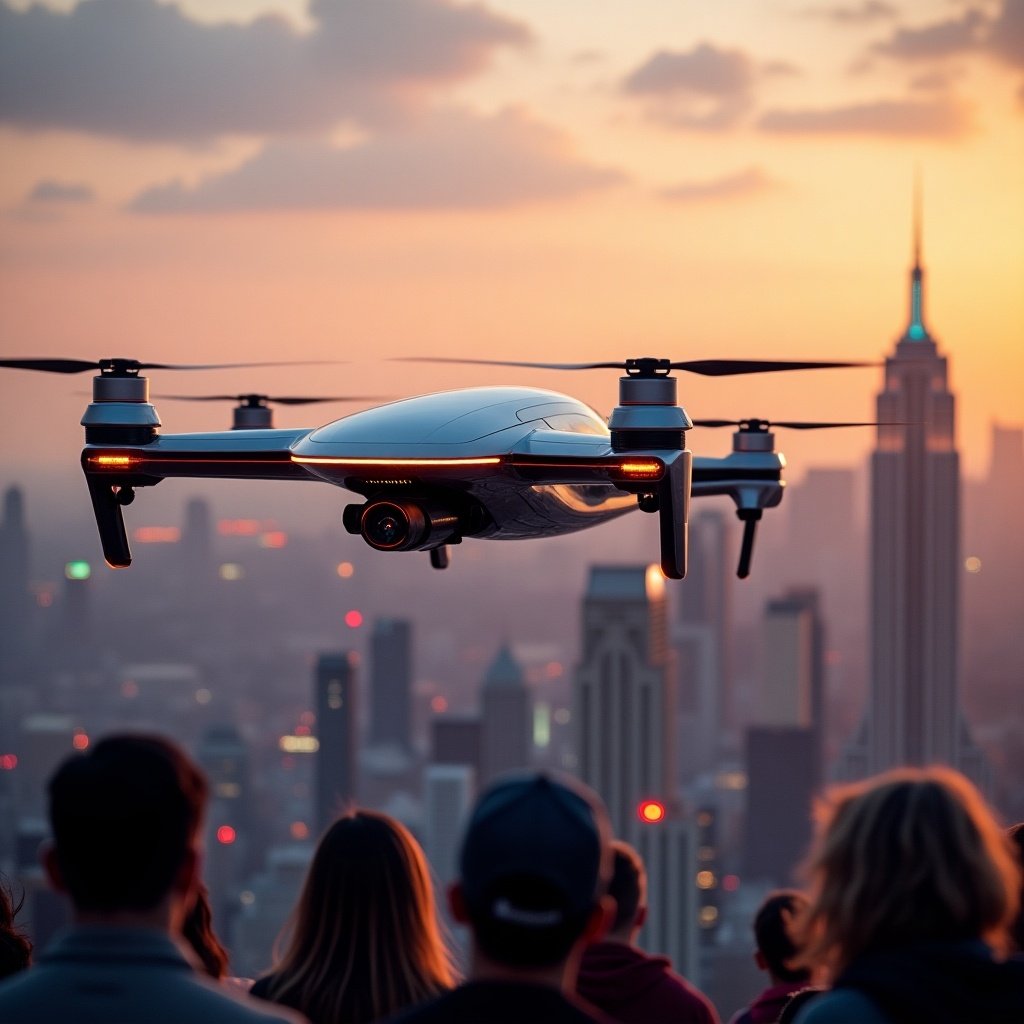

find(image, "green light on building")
[533,703,551,749]
[65,561,91,581]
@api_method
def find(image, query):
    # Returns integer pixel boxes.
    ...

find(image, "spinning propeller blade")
[159,394,393,406]
[397,356,876,377]
[691,418,905,430]
[1,357,341,374]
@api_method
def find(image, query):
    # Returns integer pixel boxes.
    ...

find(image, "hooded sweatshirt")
[729,980,812,1024]
[796,940,1024,1024]
[577,940,719,1024]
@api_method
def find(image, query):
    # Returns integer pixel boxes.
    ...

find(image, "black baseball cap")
[460,772,611,932]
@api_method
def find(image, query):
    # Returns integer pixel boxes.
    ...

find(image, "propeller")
[397,356,878,377]
[691,418,904,430]
[159,393,393,407]
[0,357,340,375]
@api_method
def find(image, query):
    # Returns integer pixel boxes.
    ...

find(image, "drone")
[1,354,880,579]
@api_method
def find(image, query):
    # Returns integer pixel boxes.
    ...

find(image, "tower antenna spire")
[913,164,923,270]
[904,166,929,341]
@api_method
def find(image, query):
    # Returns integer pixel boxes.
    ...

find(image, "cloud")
[26,179,95,203]
[659,166,777,202]
[0,0,532,144]
[872,9,987,60]
[802,2,897,24]
[758,96,973,136]
[988,0,1024,68]
[622,43,759,129]
[129,108,626,212]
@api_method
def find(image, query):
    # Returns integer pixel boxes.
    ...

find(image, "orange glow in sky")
[1,0,1021,491]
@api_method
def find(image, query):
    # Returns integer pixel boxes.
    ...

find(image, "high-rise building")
[574,565,674,838]
[480,644,531,784]
[0,486,32,678]
[314,652,358,832]
[423,763,475,891]
[840,204,987,785]
[574,565,700,980]
[369,618,413,751]
[431,715,483,781]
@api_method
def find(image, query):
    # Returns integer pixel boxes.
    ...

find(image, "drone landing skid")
[429,546,450,570]
[86,478,132,568]
[651,452,691,580]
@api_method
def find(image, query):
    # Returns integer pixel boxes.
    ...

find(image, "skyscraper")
[574,565,674,838]
[673,510,733,777]
[480,643,530,784]
[314,652,358,832]
[369,618,413,751]
[0,486,31,678]
[841,204,987,785]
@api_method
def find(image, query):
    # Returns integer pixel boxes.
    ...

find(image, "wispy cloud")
[801,2,898,24]
[758,96,973,137]
[659,166,777,202]
[26,179,95,204]
[872,10,987,60]
[0,0,532,144]
[130,108,626,213]
[621,42,764,130]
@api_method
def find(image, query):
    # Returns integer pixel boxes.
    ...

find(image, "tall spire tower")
[840,187,988,786]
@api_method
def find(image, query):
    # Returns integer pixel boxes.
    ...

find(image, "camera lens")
[362,502,411,550]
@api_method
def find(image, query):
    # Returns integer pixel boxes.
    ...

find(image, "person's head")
[268,809,453,1024]
[752,890,811,984]
[0,875,32,979]
[799,766,1020,974]
[45,733,207,922]
[452,772,612,972]
[1007,822,1024,952]
[606,841,647,943]
[182,882,229,980]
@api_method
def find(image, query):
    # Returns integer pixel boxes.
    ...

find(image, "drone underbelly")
[470,480,637,540]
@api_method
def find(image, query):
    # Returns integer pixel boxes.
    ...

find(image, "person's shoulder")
[791,988,889,1024]
[181,974,306,1023]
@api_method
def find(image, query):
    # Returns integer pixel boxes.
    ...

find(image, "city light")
[217,519,261,536]
[216,825,237,845]
[722,874,741,892]
[260,530,288,549]
[344,610,363,628]
[430,695,449,713]
[637,799,666,824]
[65,560,91,580]
[336,561,355,578]
[699,906,719,927]
[72,732,89,751]
[279,735,320,753]
[195,688,212,705]
[0,755,17,771]
[965,556,982,573]
[696,870,716,890]
[133,526,181,544]
[290,821,310,840]
[218,563,244,581]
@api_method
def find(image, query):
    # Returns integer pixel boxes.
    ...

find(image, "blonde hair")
[799,766,1020,975]
[265,810,455,1023]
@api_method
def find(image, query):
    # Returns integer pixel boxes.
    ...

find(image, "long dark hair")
[0,875,32,979]
[264,810,455,1023]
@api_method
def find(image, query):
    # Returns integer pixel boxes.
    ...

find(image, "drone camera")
[354,499,462,552]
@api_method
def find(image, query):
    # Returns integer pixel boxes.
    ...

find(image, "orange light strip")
[292,455,502,467]
[88,455,139,468]
[619,460,663,478]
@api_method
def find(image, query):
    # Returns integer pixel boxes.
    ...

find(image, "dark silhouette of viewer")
[1007,822,1024,953]
[389,771,616,1024]
[791,766,1024,1024]
[577,840,718,1023]
[250,810,455,1023]
[0,875,32,980]
[0,733,304,1023]
[728,889,814,1024]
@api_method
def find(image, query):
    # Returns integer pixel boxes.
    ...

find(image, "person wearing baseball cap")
[390,772,615,1024]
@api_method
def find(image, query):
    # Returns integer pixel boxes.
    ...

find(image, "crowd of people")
[0,733,1023,1023]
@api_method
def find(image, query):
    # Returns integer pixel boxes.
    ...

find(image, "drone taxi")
[1,354,878,580]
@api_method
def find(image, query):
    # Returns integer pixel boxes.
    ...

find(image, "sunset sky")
[2,0,1022,496]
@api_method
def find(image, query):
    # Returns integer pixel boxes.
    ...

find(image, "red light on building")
[722,874,740,892]
[72,732,89,750]
[430,695,448,713]
[133,526,181,544]
[217,519,261,537]
[0,754,17,771]
[260,530,288,549]
[216,825,237,845]
[637,799,666,824]
[344,610,363,629]
[290,821,309,841]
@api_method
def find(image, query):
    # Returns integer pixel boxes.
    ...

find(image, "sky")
[1,0,1022,505]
